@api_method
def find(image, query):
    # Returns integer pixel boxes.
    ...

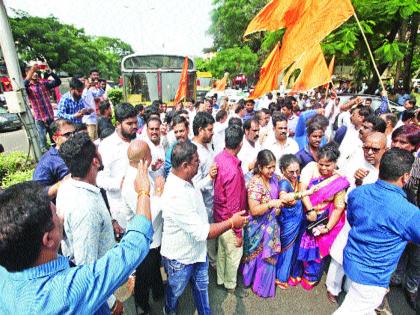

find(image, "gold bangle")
[229,217,234,229]
[138,190,150,198]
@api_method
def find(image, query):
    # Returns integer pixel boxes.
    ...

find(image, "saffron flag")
[174,56,189,104]
[244,0,309,37]
[245,0,354,76]
[277,0,354,70]
[288,45,332,92]
[249,43,281,99]
[215,73,229,91]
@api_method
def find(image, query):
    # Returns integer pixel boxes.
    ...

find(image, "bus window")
[124,73,158,104]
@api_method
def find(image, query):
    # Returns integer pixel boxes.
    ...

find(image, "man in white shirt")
[339,114,386,174]
[238,118,260,176]
[57,132,121,313]
[161,141,249,315]
[326,132,387,303]
[192,112,218,268]
[255,110,270,144]
[280,98,299,137]
[97,103,138,229]
[263,113,299,174]
[144,117,166,179]
[337,105,372,171]
[213,109,229,154]
[121,140,165,314]
[380,113,398,148]
[81,77,97,140]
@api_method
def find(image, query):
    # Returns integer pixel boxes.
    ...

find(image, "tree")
[9,10,133,80]
[206,46,259,79]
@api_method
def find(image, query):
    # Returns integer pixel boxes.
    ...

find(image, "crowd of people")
[0,69,419,315]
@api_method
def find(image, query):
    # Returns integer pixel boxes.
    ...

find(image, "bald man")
[326,132,388,302]
[121,139,165,314]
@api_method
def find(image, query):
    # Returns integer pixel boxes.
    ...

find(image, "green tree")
[206,46,259,79]
[9,10,133,80]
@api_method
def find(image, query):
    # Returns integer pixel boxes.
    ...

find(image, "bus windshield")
[122,54,196,105]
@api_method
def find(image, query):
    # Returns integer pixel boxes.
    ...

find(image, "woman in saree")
[275,154,318,289]
[242,149,285,298]
[297,142,350,290]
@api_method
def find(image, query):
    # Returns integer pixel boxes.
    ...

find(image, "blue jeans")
[163,257,210,315]
[35,119,54,151]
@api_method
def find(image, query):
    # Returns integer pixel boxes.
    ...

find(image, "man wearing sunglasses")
[33,119,75,200]
[327,132,387,303]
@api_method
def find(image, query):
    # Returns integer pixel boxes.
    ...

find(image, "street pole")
[0,0,42,161]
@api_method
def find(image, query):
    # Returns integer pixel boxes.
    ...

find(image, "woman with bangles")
[242,149,285,298]
[296,142,350,290]
[275,154,318,289]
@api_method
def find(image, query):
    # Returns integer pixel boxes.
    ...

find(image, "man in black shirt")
[97,101,115,139]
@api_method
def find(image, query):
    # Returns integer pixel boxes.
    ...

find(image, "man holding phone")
[57,77,93,125]
[25,64,61,152]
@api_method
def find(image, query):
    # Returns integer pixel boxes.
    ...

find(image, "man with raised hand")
[0,160,153,314]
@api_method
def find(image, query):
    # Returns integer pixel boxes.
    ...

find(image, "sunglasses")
[56,131,76,138]
[362,146,381,153]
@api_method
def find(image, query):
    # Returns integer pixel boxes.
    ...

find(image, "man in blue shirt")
[334,148,420,314]
[58,77,92,124]
[0,160,153,315]
[243,99,256,121]
[33,119,75,199]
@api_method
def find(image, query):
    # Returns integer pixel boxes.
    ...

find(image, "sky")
[4,0,214,57]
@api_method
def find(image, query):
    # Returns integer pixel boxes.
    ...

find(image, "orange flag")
[244,0,309,37]
[328,55,336,76]
[287,45,332,92]
[174,56,189,104]
[245,0,354,76]
[249,42,281,99]
[277,0,354,70]
[215,73,229,91]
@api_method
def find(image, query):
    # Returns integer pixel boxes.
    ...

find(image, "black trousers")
[134,247,164,311]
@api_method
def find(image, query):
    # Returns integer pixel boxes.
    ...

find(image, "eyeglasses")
[56,131,76,138]
[362,146,381,153]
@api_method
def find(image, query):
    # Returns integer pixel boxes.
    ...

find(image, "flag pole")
[353,12,389,109]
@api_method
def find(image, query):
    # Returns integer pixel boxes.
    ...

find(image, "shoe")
[235,288,249,298]
[301,279,316,291]
[226,288,235,294]
[288,277,301,287]
[404,289,417,310]
[275,280,289,289]
[326,290,338,304]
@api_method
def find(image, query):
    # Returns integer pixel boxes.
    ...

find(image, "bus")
[196,71,213,100]
[121,54,196,105]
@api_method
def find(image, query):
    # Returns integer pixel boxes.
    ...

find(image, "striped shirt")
[57,91,86,124]
[24,76,60,121]
[160,173,210,264]
[0,215,153,315]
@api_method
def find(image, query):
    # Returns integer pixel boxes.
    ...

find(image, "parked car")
[0,106,22,132]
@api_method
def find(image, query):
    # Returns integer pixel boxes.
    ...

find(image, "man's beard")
[121,129,137,140]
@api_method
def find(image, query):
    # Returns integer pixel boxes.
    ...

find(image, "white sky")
[4,0,214,57]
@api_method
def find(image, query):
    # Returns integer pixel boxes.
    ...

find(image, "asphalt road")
[123,267,415,315]
[0,128,30,154]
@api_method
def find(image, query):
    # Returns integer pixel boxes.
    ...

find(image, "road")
[123,267,415,315]
[0,128,30,154]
